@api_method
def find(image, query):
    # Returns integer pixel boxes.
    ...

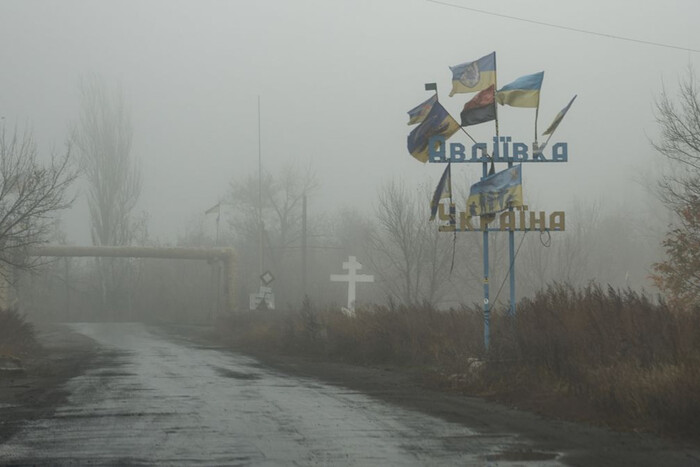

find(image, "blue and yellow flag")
[407,94,438,125]
[466,165,523,216]
[496,72,544,108]
[543,95,577,135]
[449,52,496,96]
[407,101,460,163]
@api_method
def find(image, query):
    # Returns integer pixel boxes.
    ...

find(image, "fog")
[2,0,699,309]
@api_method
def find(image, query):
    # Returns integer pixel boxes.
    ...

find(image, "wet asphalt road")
[0,323,560,466]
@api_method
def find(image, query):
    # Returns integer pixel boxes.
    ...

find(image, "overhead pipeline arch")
[27,246,236,314]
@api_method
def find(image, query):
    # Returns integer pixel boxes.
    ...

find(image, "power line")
[427,0,700,53]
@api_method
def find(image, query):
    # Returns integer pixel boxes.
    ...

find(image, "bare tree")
[649,67,700,307]
[369,179,454,306]
[0,125,76,277]
[227,163,318,305]
[71,75,141,246]
[652,68,700,207]
[71,76,142,313]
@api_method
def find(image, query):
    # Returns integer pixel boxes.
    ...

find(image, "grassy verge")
[215,285,700,438]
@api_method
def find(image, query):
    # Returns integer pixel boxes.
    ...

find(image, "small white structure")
[250,286,275,310]
[330,256,374,314]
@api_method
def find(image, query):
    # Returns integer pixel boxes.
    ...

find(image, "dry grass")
[216,284,700,437]
[485,283,700,435]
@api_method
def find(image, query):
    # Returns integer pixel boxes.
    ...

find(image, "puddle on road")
[213,366,260,380]
[94,370,135,377]
[487,448,560,462]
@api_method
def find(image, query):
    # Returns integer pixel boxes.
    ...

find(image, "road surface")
[0,322,561,466]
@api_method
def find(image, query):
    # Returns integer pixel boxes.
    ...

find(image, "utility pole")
[258,95,264,283]
[301,193,307,299]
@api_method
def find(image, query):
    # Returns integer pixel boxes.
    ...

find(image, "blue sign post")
[429,135,567,351]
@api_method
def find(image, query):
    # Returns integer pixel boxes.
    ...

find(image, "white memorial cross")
[330,256,374,312]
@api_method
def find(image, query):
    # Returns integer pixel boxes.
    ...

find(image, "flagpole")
[448,162,457,273]
[258,95,264,287]
[494,52,516,319]
[429,81,457,275]
[534,72,544,145]
[458,126,480,146]
[216,203,220,246]
[481,52,498,352]
[492,52,499,173]
[494,51,500,144]
[481,160,490,353]
[540,132,554,153]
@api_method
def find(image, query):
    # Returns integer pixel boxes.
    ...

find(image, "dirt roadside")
[0,324,99,445]
[2,323,700,467]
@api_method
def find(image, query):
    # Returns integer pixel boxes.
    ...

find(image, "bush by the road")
[0,307,39,359]
[217,283,700,437]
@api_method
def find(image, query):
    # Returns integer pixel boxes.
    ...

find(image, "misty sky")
[1,0,699,244]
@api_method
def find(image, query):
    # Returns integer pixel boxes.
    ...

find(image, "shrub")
[0,307,39,358]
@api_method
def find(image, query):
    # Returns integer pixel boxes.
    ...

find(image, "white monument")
[330,256,374,314]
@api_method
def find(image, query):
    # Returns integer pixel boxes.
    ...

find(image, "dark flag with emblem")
[429,163,451,221]
[407,94,438,125]
[407,101,460,163]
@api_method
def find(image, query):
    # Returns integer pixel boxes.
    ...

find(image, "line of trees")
[8,67,700,317]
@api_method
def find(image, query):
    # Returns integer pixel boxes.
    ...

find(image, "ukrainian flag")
[496,72,544,108]
[449,52,496,97]
[543,95,577,135]
[466,165,523,216]
[407,102,460,163]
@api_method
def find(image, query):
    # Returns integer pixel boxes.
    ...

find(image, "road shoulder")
[0,323,99,444]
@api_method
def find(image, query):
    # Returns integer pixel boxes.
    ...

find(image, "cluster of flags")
[406,51,576,221]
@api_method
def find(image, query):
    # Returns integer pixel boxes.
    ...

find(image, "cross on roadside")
[330,256,374,312]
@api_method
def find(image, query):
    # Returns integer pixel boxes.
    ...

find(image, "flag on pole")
[496,72,544,108]
[460,84,496,126]
[407,101,460,163]
[429,163,451,221]
[543,95,577,135]
[449,52,496,96]
[205,202,221,223]
[407,94,438,125]
[466,165,523,217]
[205,203,220,215]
